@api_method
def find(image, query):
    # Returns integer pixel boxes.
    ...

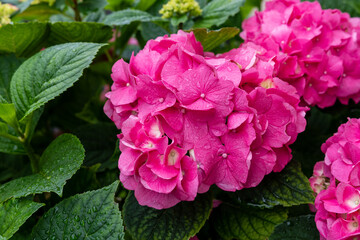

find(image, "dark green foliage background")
[0,0,359,239]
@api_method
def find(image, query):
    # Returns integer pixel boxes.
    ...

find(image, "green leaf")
[140,22,168,41]
[0,103,19,130]
[270,215,319,240]
[0,122,7,133]
[0,55,23,103]
[170,15,188,26]
[192,27,240,51]
[213,204,288,240]
[49,14,74,22]
[0,23,49,57]
[83,10,106,22]
[193,0,245,28]
[10,42,104,121]
[103,9,163,26]
[135,0,157,11]
[0,134,85,203]
[78,0,108,13]
[47,22,113,45]
[0,198,43,239]
[31,181,125,240]
[12,4,62,21]
[228,161,315,208]
[123,192,212,240]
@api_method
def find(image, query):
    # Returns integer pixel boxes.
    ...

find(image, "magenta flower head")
[241,0,360,108]
[310,118,360,239]
[104,31,307,209]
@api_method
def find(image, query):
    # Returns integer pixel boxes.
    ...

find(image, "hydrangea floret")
[0,2,18,26]
[105,30,307,209]
[159,0,202,19]
[310,118,360,240]
[241,0,360,108]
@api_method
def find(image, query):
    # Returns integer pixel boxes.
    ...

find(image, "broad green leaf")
[170,15,188,26]
[0,103,19,130]
[192,27,240,51]
[83,10,106,22]
[124,192,212,240]
[0,96,6,104]
[141,22,168,41]
[193,0,245,28]
[0,55,23,103]
[0,134,85,203]
[213,204,288,240]
[0,23,49,57]
[31,181,125,240]
[135,0,157,11]
[103,9,163,26]
[0,198,43,239]
[0,122,7,134]
[47,22,113,45]
[10,42,104,121]
[12,4,62,21]
[78,0,108,13]
[228,161,315,208]
[270,215,319,240]
[49,14,74,22]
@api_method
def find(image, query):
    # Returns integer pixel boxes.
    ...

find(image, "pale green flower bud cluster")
[31,0,56,6]
[0,3,18,26]
[159,0,202,19]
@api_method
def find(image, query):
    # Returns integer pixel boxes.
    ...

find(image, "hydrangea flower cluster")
[104,30,307,209]
[241,0,360,108]
[310,118,360,239]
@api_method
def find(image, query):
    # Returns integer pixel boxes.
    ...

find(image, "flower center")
[200,93,205,98]
[168,149,179,165]
[222,153,228,158]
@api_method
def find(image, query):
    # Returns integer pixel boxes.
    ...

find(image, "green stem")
[0,131,22,144]
[104,49,113,63]
[24,143,40,173]
[23,113,33,140]
[72,0,82,21]
[23,113,40,173]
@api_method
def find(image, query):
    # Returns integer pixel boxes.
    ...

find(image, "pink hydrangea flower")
[105,31,307,209]
[241,0,360,108]
[321,118,360,184]
[315,184,360,240]
[311,118,360,239]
